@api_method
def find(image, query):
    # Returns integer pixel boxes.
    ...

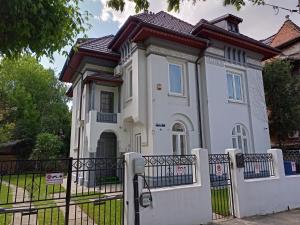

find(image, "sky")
[40,0,300,75]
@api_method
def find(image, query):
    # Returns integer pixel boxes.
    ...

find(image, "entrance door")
[96,132,117,178]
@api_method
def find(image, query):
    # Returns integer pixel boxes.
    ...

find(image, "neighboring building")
[262,16,300,149]
[60,11,279,160]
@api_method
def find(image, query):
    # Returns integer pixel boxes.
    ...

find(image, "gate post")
[225,149,243,218]
[124,152,143,225]
[65,157,73,225]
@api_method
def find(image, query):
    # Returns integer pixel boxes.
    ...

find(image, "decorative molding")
[205,56,225,67]
[246,57,261,67]
[206,47,224,57]
[146,45,198,62]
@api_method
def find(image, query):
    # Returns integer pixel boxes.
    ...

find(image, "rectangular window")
[135,133,141,153]
[169,64,183,95]
[126,68,133,99]
[227,72,243,101]
[100,91,114,113]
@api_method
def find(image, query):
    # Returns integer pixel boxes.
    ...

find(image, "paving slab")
[212,209,300,225]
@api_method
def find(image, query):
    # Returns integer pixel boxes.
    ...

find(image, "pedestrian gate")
[209,154,234,220]
[0,157,124,225]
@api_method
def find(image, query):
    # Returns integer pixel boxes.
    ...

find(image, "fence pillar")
[225,148,244,218]
[124,152,144,225]
[191,148,212,222]
[267,149,284,178]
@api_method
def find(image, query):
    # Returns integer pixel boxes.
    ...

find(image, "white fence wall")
[124,149,212,225]
[227,148,300,218]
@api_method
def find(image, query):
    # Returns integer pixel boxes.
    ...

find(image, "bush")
[30,133,63,160]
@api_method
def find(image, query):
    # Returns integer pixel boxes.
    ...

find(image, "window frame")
[226,71,244,103]
[232,124,249,153]
[168,63,184,96]
[126,67,133,100]
[172,122,187,155]
[135,133,142,153]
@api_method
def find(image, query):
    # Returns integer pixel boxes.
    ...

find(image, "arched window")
[232,124,249,153]
[172,122,187,155]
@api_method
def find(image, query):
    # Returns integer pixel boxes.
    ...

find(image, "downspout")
[76,72,84,160]
[195,53,204,148]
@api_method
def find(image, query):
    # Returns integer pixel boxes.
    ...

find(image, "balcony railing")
[96,112,117,123]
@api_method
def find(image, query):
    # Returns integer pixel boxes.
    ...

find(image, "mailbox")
[236,153,245,168]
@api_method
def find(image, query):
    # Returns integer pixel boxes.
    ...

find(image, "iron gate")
[209,154,234,220]
[0,157,124,225]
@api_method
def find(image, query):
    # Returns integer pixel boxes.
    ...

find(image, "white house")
[60,12,280,159]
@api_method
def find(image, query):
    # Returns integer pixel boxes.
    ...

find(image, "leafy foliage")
[0,123,15,143]
[0,0,89,59]
[106,0,265,12]
[0,56,71,156]
[263,60,300,147]
[30,133,64,160]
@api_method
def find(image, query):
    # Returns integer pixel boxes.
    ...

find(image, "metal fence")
[243,153,275,179]
[0,157,125,225]
[143,155,197,188]
[283,150,300,175]
[208,154,234,220]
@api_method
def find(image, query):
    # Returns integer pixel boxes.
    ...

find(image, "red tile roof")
[263,19,300,48]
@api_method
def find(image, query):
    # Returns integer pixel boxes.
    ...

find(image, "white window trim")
[168,63,184,96]
[232,124,250,154]
[226,71,244,103]
[172,122,187,155]
[126,67,133,101]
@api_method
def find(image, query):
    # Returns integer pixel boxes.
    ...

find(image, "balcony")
[97,112,118,123]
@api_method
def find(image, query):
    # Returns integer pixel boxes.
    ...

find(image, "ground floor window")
[172,122,187,155]
[232,124,249,153]
[135,133,141,153]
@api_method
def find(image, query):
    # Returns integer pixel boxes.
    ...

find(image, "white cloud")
[98,0,300,39]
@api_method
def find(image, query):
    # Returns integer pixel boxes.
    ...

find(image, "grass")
[2,175,65,225]
[211,188,231,216]
[75,197,123,225]
[0,183,13,225]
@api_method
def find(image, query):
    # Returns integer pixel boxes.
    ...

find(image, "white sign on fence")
[254,163,261,174]
[291,162,297,172]
[46,173,64,185]
[216,164,224,176]
[175,165,187,175]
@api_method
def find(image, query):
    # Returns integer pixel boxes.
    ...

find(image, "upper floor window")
[169,63,183,95]
[227,71,243,102]
[228,23,239,33]
[135,133,142,153]
[126,67,133,99]
[100,91,114,113]
[232,124,249,153]
[121,41,132,62]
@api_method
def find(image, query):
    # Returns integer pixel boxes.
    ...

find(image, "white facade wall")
[146,50,200,155]
[70,41,271,157]
[201,51,270,153]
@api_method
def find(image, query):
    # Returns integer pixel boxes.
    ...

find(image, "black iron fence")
[283,150,300,175]
[143,155,197,188]
[0,157,125,225]
[243,153,275,179]
[208,154,234,220]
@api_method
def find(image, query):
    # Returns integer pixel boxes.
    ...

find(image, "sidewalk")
[212,209,300,225]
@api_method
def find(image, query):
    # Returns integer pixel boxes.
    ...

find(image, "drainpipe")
[195,54,204,148]
[76,72,84,160]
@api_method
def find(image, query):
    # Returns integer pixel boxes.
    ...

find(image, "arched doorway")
[96,132,117,158]
[95,132,118,182]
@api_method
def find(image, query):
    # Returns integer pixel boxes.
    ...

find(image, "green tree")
[0,0,89,59]
[0,56,71,156]
[106,0,265,12]
[30,133,63,159]
[263,59,300,147]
